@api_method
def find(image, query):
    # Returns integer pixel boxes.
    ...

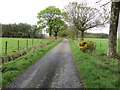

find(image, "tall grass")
[69,39,119,88]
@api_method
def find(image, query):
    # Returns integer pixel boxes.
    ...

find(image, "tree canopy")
[2,23,43,38]
[37,6,64,36]
[50,17,68,38]
[64,2,109,40]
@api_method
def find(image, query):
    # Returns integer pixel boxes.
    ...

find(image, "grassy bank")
[69,40,119,88]
[2,40,62,87]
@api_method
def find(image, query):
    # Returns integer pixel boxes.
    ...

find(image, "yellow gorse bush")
[54,36,72,39]
[79,41,95,52]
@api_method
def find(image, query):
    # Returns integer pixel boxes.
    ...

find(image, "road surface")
[6,39,83,88]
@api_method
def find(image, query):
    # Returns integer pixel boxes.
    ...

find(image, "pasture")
[84,38,108,53]
[1,38,50,56]
[81,38,119,54]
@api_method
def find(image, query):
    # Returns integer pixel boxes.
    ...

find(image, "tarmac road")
[6,39,83,88]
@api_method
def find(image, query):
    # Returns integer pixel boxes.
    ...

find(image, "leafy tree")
[18,23,31,37]
[2,23,32,38]
[30,25,38,38]
[37,6,63,36]
[64,2,109,41]
[31,25,45,38]
[49,17,67,39]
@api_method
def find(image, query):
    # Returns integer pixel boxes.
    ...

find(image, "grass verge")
[69,40,119,88]
[2,40,62,87]
[2,39,55,63]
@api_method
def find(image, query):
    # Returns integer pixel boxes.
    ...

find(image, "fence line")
[100,43,102,47]
[32,39,34,46]
[5,41,7,55]
[2,39,48,56]
[26,40,28,49]
[18,40,19,51]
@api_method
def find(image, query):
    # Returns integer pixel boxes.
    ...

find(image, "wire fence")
[1,38,49,56]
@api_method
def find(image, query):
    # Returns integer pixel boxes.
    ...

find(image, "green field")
[1,38,50,56]
[70,38,119,88]
[79,38,120,54]
[84,38,108,53]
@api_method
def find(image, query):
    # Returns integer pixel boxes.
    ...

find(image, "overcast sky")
[0,0,111,34]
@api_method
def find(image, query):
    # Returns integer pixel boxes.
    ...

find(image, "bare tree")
[64,2,109,41]
[108,1,120,58]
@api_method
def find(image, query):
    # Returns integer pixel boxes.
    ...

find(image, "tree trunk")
[76,30,79,38]
[108,2,120,58]
[49,28,52,36]
[54,32,58,39]
[81,31,84,41]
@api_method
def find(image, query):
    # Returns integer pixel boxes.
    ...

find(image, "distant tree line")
[2,23,43,38]
[85,33,108,38]
[60,25,108,39]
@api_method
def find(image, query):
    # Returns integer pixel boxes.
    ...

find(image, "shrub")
[79,41,95,52]
[53,36,72,39]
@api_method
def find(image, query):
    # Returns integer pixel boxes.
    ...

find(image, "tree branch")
[100,1,111,7]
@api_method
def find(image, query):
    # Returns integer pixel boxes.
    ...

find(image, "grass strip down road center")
[69,40,119,88]
[2,40,62,87]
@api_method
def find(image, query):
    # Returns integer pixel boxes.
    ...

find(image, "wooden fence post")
[32,39,34,46]
[5,41,7,55]
[26,40,28,49]
[100,43,101,47]
[18,40,19,51]
[94,42,96,48]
